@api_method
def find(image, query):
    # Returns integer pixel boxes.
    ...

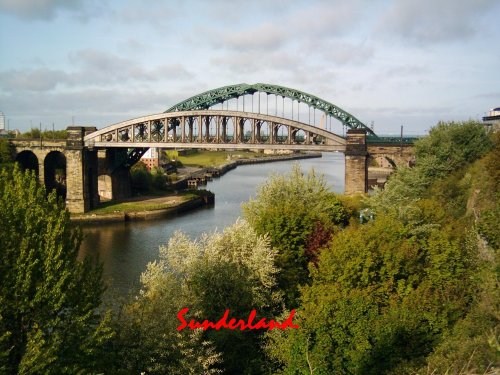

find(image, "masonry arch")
[44,151,66,199]
[15,150,39,176]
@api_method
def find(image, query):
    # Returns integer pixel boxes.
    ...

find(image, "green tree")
[0,166,113,373]
[151,166,168,190]
[368,120,493,221]
[414,120,493,179]
[0,138,14,169]
[242,164,348,306]
[114,220,282,374]
[266,214,476,375]
[109,267,222,374]
[130,161,152,194]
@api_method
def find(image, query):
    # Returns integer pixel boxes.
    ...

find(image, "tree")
[368,120,493,221]
[414,120,493,178]
[112,220,281,374]
[109,266,222,374]
[0,166,113,373]
[266,214,477,375]
[0,138,14,169]
[130,161,152,194]
[242,163,348,306]
[151,166,168,190]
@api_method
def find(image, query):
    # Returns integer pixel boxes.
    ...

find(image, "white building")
[0,112,5,130]
[483,107,500,131]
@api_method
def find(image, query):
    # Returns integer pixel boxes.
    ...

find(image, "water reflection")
[79,152,345,292]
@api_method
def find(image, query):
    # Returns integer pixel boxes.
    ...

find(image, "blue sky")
[0,0,499,135]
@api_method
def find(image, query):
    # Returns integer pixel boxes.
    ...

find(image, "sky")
[0,0,499,136]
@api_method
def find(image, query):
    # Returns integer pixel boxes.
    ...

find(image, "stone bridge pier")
[97,148,132,201]
[65,127,133,212]
[344,129,368,194]
[65,127,100,213]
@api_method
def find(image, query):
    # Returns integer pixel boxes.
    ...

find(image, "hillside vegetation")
[0,120,498,374]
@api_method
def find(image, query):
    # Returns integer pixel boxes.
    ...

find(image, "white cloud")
[0,68,68,91]
[378,0,499,44]
[0,49,194,93]
[0,0,105,21]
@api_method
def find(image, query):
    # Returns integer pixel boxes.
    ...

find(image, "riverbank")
[173,152,322,188]
[72,152,322,224]
[71,192,214,224]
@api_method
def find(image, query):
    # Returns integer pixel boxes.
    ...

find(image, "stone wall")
[368,144,415,168]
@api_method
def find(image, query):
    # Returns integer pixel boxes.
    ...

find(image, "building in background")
[483,107,500,131]
[0,111,5,131]
[0,111,11,138]
[140,147,159,171]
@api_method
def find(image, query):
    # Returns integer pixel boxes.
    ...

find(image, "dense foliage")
[130,161,168,194]
[266,120,499,374]
[267,214,477,374]
[0,166,113,373]
[1,119,497,373]
[243,164,349,306]
[110,220,282,374]
[0,139,14,169]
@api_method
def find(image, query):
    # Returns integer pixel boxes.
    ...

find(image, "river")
[79,152,345,293]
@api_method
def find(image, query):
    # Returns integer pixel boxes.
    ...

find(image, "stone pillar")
[97,148,131,201]
[344,129,368,195]
[36,150,45,187]
[65,126,99,213]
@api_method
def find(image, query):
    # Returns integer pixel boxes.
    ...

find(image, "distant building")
[483,107,500,131]
[140,147,159,171]
[0,111,5,130]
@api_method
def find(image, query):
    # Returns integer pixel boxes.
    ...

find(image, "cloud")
[0,68,68,91]
[0,49,194,93]
[378,0,499,44]
[0,0,105,21]
[304,41,375,65]
[216,22,289,52]
[210,50,298,76]
[69,49,193,83]
[0,87,183,129]
[113,0,175,31]
[473,92,500,100]
[203,0,365,53]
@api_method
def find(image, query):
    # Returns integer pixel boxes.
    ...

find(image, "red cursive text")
[176,308,299,331]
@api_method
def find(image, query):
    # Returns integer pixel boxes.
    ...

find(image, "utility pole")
[39,122,43,147]
[400,125,403,156]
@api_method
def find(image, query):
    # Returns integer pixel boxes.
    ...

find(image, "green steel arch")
[165,83,375,135]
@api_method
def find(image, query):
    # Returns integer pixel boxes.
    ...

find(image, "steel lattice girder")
[165,83,375,135]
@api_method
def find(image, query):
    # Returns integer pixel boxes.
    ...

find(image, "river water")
[79,152,345,293]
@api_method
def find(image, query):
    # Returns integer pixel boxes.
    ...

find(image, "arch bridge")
[11,83,414,213]
[84,110,347,152]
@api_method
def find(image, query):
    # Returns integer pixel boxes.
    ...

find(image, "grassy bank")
[177,150,272,167]
[88,194,197,215]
